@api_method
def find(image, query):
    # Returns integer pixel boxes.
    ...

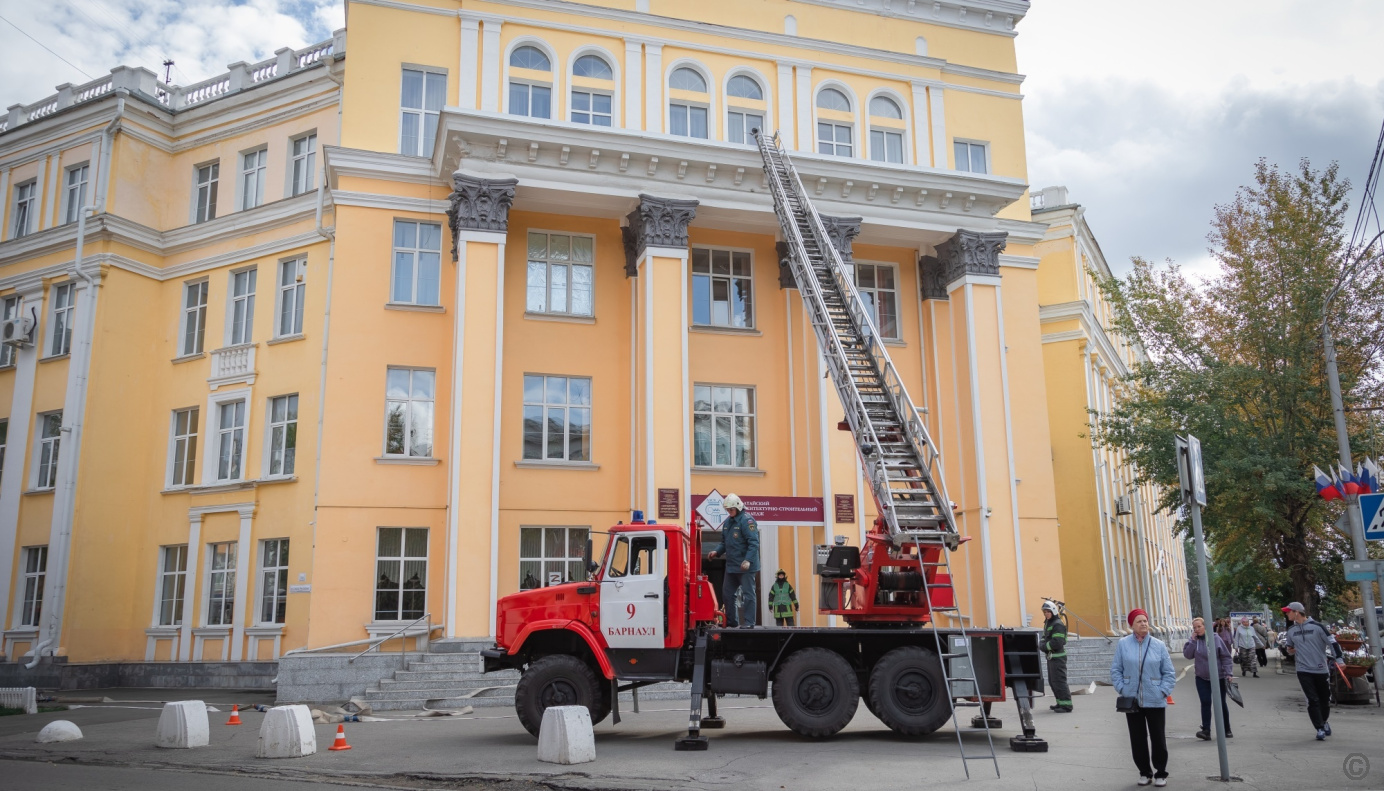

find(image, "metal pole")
[1188,497,1231,780]
[1322,322,1384,698]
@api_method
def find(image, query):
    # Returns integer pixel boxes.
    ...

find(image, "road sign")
[1359,492,1384,541]
[1176,435,1207,506]
[1344,559,1384,582]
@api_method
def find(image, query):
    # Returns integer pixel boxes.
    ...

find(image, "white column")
[776,62,796,149]
[459,18,480,110]
[43,155,61,229]
[479,19,503,112]
[230,506,254,660]
[0,286,42,634]
[928,86,947,168]
[623,40,643,130]
[179,515,203,662]
[794,66,814,153]
[644,43,663,134]
[910,82,930,167]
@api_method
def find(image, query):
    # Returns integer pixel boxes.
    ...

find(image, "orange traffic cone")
[1166,694,1175,705]
[226,704,243,725]
[328,724,352,751]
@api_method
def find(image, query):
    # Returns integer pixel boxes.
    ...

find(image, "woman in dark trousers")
[1183,617,1233,740]
[1111,609,1177,787]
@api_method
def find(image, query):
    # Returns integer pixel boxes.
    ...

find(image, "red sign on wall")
[690,491,825,527]
[657,488,681,520]
[834,494,855,523]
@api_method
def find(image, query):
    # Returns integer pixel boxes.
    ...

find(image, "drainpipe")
[28,94,123,669]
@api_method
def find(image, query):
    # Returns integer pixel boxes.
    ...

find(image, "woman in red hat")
[1110,609,1177,787]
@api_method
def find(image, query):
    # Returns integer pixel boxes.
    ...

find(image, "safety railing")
[349,612,433,664]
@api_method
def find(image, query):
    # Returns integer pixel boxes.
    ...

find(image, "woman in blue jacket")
[1110,608,1177,787]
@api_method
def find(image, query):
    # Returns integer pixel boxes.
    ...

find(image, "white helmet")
[1041,600,1059,614]
[723,493,744,513]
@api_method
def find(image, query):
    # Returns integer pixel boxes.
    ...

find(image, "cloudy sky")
[2,1,1381,275]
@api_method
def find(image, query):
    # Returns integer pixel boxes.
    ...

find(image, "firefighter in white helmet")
[1041,600,1072,712]
[707,494,760,628]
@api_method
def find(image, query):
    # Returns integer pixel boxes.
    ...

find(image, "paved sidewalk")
[0,663,1377,790]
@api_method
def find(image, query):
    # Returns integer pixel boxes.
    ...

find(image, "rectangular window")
[215,400,246,481]
[240,148,267,210]
[691,248,753,328]
[525,232,594,316]
[35,411,62,490]
[276,259,306,338]
[20,546,48,627]
[855,262,900,339]
[180,281,208,356]
[693,384,756,468]
[518,526,589,590]
[258,538,289,624]
[267,394,298,476]
[384,368,435,457]
[194,163,219,223]
[571,90,612,126]
[727,110,763,145]
[522,375,591,462]
[0,295,19,367]
[63,163,90,224]
[374,527,427,621]
[229,268,256,346]
[49,282,75,357]
[11,181,36,238]
[509,82,551,119]
[169,407,199,487]
[0,419,7,487]
[954,140,988,174]
[400,69,446,157]
[157,545,188,626]
[817,122,853,157]
[206,542,237,626]
[869,129,904,164]
[290,134,317,196]
[391,221,442,306]
[670,103,708,138]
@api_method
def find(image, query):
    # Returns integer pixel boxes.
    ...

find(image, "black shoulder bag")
[1116,638,1148,713]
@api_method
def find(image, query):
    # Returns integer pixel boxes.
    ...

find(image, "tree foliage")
[1093,159,1384,618]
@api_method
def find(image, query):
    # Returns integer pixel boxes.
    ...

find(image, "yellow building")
[0,0,1179,675]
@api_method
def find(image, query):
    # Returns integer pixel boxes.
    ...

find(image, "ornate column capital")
[918,255,949,300]
[817,214,862,265]
[935,229,1008,284]
[447,173,517,260]
[621,194,698,276]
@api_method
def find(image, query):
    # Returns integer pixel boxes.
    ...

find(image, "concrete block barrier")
[256,704,317,758]
[36,720,83,743]
[537,705,595,765]
[155,700,209,749]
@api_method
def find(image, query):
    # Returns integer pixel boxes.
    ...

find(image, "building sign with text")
[692,490,825,528]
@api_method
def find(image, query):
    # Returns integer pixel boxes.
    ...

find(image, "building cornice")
[1038,299,1138,378]
[325,146,440,187]
[787,0,1028,37]
[332,190,450,215]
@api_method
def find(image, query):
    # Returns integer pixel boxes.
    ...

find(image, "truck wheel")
[515,655,604,738]
[771,648,859,738]
[867,646,951,736]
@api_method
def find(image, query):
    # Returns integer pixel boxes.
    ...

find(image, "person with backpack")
[1282,601,1340,740]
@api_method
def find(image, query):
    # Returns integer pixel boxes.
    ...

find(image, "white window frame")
[193,161,219,223]
[204,541,237,627]
[374,527,428,622]
[865,91,909,165]
[391,220,444,306]
[691,246,755,329]
[179,279,209,357]
[666,62,713,140]
[19,545,48,627]
[693,383,758,469]
[723,70,769,145]
[201,387,253,485]
[525,230,595,317]
[257,538,290,625]
[167,406,200,489]
[33,410,62,491]
[570,88,614,126]
[226,267,257,347]
[11,180,36,239]
[239,147,267,210]
[567,47,618,127]
[264,393,298,478]
[399,67,448,158]
[504,39,557,120]
[0,295,20,368]
[289,132,317,196]
[383,367,435,458]
[518,526,590,590]
[813,83,861,159]
[275,258,306,339]
[62,162,90,225]
[521,374,592,463]
[954,139,990,174]
[854,260,901,340]
[47,282,75,357]
[155,544,189,627]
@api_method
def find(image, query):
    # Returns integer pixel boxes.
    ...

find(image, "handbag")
[1226,678,1244,707]
[1116,638,1149,713]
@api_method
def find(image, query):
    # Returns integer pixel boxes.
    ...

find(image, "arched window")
[669,66,709,139]
[816,88,853,157]
[867,95,905,164]
[570,52,614,126]
[508,45,552,119]
[725,74,765,145]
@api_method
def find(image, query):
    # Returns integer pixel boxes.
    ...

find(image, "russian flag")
[1367,458,1383,494]
[1339,464,1362,497]
[1357,461,1375,495]
[1315,465,1342,501]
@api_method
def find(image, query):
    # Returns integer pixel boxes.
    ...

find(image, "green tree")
[1093,159,1384,618]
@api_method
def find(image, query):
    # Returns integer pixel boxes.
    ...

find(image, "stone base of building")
[0,658,276,690]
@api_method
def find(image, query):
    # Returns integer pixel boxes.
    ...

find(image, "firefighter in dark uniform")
[769,569,799,626]
[1042,600,1073,712]
[707,493,760,628]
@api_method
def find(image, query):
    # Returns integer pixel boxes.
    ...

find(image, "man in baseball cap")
[1281,601,1334,740]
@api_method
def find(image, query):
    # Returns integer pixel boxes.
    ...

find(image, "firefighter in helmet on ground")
[769,569,799,626]
[707,493,760,628]
[1042,600,1073,712]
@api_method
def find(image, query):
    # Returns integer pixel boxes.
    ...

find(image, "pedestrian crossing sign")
[1360,492,1384,541]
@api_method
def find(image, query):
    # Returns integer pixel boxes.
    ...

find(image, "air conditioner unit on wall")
[1115,495,1133,516]
[1,315,35,347]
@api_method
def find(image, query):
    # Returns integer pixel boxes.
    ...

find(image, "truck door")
[600,532,665,649]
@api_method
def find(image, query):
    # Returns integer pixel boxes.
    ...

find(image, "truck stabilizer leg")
[971,701,1002,729]
[675,633,711,751]
[702,689,725,729]
[1008,679,1048,752]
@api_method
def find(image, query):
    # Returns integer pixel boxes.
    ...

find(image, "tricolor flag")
[1339,464,1362,496]
[1367,458,1383,494]
[1315,465,1343,501]
[1357,460,1376,495]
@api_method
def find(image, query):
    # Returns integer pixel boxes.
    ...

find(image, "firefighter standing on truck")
[1042,600,1073,712]
[707,494,760,628]
[769,569,799,626]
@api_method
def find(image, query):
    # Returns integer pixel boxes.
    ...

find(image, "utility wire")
[0,12,93,80]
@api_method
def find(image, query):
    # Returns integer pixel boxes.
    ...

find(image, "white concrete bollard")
[155,700,210,748]
[256,704,317,758]
[36,720,83,743]
[537,705,595,765]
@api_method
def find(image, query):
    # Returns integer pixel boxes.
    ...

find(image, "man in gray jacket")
[1282,601,1335,741]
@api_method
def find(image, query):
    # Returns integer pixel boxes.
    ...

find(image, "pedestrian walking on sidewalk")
[1041,600,1072,712]
[1111,609,1177,787]
[768,569,799,626]
[1183,617,1233,740]
[1252,618,1270,668]
[1282,601,1336,740]
[1232,617,1262,677]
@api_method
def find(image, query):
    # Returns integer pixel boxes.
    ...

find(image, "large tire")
[867,646,951,736]
[771,648,860,738]
[514,655,604,738]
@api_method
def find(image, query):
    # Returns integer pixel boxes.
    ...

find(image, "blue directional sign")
[1359,492,1384,541]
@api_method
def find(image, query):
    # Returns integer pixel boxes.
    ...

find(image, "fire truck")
[481,132,1048,771]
